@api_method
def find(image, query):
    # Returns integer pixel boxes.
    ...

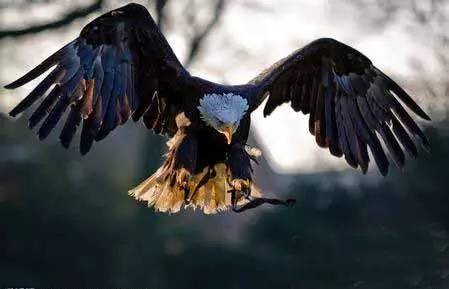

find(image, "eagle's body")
[5,3,431,214]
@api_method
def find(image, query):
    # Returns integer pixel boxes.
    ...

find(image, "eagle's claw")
[230,178,250,192]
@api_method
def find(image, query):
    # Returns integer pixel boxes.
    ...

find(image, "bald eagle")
[5,3,431,214]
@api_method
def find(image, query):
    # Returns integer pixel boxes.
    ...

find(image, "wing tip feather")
[4,82,17,90]
[413,106,431,121]
[379,166,389,177]
[9,110,19,118]
[420,111,432,121]
[37,131,47,141]
[60,138,71,149]
[80,143,92,155]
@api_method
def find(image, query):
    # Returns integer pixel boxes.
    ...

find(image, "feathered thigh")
[129,126,260,214]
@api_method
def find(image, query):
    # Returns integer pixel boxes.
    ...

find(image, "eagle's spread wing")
[251,38,431,176]
[5,3,189,154]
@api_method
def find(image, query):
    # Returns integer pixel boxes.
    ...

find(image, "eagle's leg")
[227,144,260,206]
[227,143,263,195]
[228,144,296,213]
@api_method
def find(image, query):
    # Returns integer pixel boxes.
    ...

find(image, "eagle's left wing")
[5,3,189,155]
[250,38,431,176]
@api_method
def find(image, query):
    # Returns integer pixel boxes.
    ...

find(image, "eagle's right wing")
[250,38,431,176]
[5,3,189,154]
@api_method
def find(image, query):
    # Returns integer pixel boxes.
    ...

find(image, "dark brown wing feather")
[251,38,431,176]
[5,3,189,155]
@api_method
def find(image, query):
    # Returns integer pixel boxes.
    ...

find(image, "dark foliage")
[1,116,448,288]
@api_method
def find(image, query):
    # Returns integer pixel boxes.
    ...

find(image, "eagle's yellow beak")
[219,124,234,145]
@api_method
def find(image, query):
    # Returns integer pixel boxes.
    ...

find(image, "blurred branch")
[0,0,56,9]
[151,0,227,67]
[154,0,168,30]
[342,0,449,106]
[0,0,104,40]
[1,0,226,67]
[185,0,226,67]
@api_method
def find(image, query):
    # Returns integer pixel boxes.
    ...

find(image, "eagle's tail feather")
[129,133,261,214]
[129,164,260,214]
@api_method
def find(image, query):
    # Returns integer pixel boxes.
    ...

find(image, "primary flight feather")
[5,3,431,214]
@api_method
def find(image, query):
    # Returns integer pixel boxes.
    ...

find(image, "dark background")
[1,1,449,288]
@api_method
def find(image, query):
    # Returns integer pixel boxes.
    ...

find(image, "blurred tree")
[0,0,105,39]
[0,0,227,66]
[340,0,449,112]
[3,120,448,288]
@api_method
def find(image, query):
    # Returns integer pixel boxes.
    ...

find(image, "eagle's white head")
[197,93,249,144]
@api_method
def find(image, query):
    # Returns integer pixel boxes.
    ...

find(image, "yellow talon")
[231,178,250,191]
[176,168,191,188]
